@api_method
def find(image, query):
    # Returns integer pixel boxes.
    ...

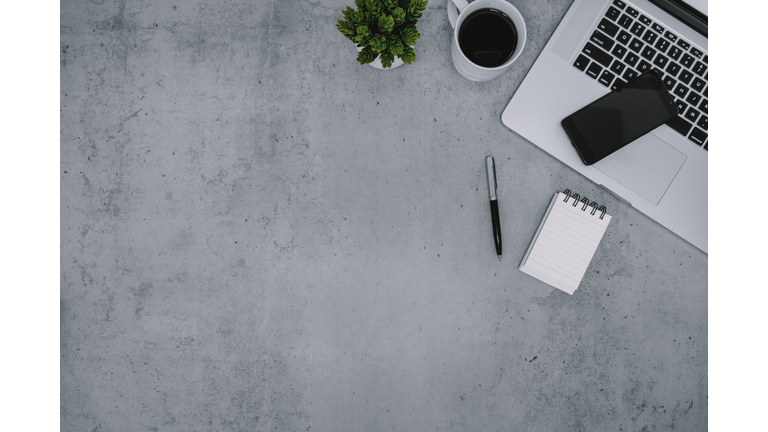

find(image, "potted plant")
[336,0,429,69]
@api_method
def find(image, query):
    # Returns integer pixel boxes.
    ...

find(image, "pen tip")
[498,255,502,262]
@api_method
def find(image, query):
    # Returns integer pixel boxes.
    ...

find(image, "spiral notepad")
[519,190,612,295]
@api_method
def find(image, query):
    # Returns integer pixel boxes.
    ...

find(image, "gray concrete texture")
[60,0,707,430]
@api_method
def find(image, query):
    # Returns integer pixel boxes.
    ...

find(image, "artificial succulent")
[336,0,428,68]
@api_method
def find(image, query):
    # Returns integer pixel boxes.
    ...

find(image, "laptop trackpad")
[593,133,686,205]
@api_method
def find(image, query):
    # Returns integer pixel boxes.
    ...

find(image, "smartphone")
[561,70,679,165]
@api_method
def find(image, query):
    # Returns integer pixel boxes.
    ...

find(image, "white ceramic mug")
[447,0,527,82]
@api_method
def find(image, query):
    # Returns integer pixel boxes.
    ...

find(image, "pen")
[485,155,502,261]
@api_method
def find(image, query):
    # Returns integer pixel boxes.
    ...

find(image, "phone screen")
[561,71,678,165]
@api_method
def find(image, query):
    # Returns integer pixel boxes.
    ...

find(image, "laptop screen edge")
[648,0,708,37]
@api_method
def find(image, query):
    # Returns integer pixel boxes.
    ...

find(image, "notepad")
[519,190,612,295]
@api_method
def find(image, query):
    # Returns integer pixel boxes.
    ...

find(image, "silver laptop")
[501,0,708,253]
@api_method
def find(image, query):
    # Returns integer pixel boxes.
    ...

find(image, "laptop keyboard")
[572,0,708,151]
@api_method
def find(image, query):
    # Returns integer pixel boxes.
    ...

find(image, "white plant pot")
[356,46,405,69]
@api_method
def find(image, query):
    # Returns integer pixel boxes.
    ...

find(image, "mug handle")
[447,0,469,29]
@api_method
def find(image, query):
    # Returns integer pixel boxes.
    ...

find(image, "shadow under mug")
[447,0,527,82]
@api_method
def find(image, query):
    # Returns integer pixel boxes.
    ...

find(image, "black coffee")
[458,8,518,68]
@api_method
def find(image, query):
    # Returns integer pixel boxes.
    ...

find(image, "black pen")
[485,155,502,261]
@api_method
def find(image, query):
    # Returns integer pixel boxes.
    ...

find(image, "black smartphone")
[561,70,679,165]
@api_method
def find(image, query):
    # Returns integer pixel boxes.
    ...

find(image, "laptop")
[501,0,708,253]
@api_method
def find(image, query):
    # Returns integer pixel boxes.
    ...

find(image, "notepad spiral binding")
[562,189,607,219]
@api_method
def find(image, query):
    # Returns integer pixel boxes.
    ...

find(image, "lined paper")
[519,192,612,294]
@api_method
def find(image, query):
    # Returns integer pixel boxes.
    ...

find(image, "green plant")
[336,0,428,68]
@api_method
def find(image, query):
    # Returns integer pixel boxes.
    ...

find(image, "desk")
[60,0,707,430]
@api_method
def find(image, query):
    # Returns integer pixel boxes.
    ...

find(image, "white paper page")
[520,265,576,294]
[520,192,611,293]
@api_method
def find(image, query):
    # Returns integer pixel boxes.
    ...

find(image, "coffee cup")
[447,0,527,82]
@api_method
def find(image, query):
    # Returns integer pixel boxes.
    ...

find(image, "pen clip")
[493,161,497,193]
[485,156,497,201]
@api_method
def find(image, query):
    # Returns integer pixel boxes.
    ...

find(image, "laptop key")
[598,18,620,37]
[641,46,657,61]
[630,22,646,37]
[668,46,683,61]
[662,76,677,91]
[689,127,707,146]
[586,62,603,79]
[654,38,670,53]
[674,99,688,115]
[624,52,639,67]
[642,29,658,44]
[583,42,613,67]
[626,6,639,17]
[617,29,632,45]
[692,61,707,76]
[679,70,694,85]
[639,15,652,26]
[680,53,694,68]
[599,70,616,87]
[618,14,633,29]
[611,44,628,60]
[590,30,615,52]
[573,54,590,71]
[703,55,708,64]
[691,77,706,92]
[653,54,669,68]
[703,86,707,98]
[699,98,708,114]
[665,61,681,77]
[673,83,689,98]
[637,59,652,73]
[611,78,627,91]
[684,106,700,123]
[613,0,627,9]
[676,39,691,50]
[629,38,644,53]
[697,115,708,131]
[597,18,619,37]
[622,68,639,81]
[652,23,664,34]
[606,6,621,21]
[610,59,625,74]
[664,31,678,43]
[690,47,704,58]
[686,92,701,106]
[666,115,692,136]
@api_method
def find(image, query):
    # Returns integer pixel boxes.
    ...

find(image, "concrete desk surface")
[60,0,707,430]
